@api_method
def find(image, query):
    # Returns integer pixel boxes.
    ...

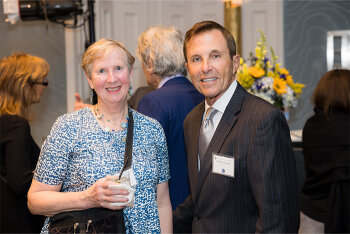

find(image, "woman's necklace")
[94,105,128,132]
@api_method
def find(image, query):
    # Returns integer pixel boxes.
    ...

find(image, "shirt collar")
[158,73,183,88]
[205,79,237,114]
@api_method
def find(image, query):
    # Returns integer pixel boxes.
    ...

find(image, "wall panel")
[284,1,350,130]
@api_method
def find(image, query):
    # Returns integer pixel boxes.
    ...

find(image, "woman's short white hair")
[136,26,187,78]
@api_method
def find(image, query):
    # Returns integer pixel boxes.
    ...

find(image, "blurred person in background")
[136,25,204,209]
[300,69,350,233]
[0,52,48,233]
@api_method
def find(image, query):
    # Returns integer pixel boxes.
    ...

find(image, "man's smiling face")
[185,29,240,106]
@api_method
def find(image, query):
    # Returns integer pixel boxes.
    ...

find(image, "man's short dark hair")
[183,20,237,62]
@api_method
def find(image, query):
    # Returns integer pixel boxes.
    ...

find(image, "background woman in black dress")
[0,53,49,233]
[300,69,350,233]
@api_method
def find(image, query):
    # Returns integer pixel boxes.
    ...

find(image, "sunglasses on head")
[28,78,49,86]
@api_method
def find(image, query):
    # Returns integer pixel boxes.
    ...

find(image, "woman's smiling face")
[88,48,133,106]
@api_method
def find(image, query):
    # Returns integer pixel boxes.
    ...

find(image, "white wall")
[241,0,283,65]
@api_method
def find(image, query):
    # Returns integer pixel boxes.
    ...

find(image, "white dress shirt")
[198,79,238,169]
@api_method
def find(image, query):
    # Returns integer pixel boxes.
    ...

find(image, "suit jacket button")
[193,216,200,221]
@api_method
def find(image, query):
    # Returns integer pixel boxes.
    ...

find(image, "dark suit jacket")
[137,76,204,210]
[173,83,300,233]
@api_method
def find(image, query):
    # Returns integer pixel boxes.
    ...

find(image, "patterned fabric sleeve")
[34,113,79,185]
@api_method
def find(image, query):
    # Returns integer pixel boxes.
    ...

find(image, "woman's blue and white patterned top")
[34,107,170,233]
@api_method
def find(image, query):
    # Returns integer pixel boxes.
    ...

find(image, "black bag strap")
[118,109,133,180]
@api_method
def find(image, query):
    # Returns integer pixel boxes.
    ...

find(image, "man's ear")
[147,59,155,73]
[232,54,240,74]
[185,62,188,71]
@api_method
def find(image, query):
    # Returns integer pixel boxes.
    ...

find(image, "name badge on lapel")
[212,153,234,178]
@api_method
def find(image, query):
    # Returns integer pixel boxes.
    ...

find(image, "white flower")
[283,86,298,108]
[248,77,275,104]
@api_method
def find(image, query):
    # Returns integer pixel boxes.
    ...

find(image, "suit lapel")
[194,84,247,202]
[188,103,205,196]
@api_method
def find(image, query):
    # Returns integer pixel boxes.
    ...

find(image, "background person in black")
[300,69,350,233]
[0,52,49,233]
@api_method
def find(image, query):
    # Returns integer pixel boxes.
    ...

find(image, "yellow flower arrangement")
[237,30,305,110]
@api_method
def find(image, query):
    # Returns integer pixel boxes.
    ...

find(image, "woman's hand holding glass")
[84,175,130,210]
[108,172,135,207]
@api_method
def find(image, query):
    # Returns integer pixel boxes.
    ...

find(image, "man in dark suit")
[173,20,299,233]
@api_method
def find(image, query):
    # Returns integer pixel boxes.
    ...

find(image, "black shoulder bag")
[49,110,134,234]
